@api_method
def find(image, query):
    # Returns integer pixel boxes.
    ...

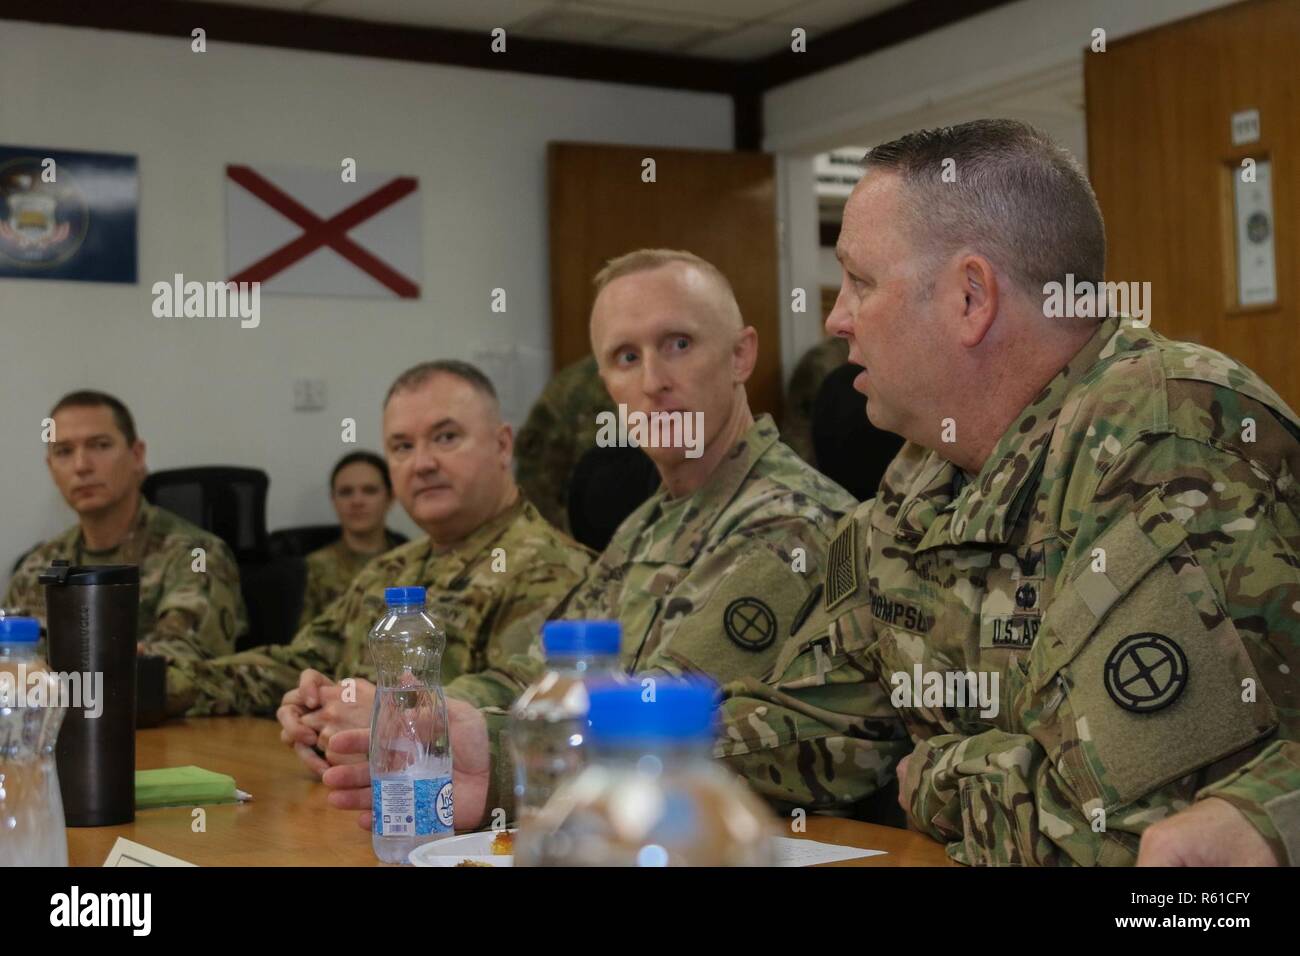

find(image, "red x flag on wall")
[225,164,421,298]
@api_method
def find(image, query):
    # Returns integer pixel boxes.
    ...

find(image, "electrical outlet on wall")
[293,378,327,411]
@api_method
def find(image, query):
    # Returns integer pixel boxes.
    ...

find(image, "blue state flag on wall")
[0,145,138,283]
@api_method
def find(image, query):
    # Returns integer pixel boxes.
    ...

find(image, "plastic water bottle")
[368,587,453,864]
[0,616,69,866]
[516,677,776,867]
[509,620,622,827]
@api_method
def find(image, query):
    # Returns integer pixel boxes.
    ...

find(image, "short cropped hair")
[383,359,499,411]
[330,450,392,494]
[49,390,138,446]
[862,119,1106,297]
[593,248,737,300]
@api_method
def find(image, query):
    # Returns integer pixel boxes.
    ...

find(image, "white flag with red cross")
[225,164,421,298]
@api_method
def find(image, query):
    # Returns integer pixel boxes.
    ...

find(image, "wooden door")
[548,142,783,419]
[1085,0,1300,409]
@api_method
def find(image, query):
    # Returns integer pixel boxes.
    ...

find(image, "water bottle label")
[372,776,453,836]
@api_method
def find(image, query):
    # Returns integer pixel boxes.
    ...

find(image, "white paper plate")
[408,829,516,867]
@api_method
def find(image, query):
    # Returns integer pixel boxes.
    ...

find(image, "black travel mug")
[40,560,139,827]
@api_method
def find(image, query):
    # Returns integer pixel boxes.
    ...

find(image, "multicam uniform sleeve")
[145,536,244,663]
[907,424,1299,865]
[169,567,368,717]
[713,501,909,814]
[1196,739,1300,865]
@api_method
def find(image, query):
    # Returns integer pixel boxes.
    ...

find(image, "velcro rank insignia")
[824,517,858,612]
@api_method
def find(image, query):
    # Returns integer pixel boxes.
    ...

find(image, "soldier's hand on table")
[896,752,915,815]
[322,697,492,831]
[299,680,374,766]
[296,668,335,709]
[1137,797,1279,866]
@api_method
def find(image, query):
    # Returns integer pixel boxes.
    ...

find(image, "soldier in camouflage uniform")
[3,391,246,715]
[170,361,592,719]
[296,451,403,629]
[780,336,848,465]
[714,120,1299,865]
[514,354,617,533]
[298,535,400,630]
[321,249,874,828]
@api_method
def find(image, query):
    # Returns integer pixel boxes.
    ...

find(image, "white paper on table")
[772,836,886,867]
[102,837,198,867]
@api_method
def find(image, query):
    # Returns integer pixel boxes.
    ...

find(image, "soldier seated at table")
[296,451,403,629]
[739,119,1299,866]
[4,390,246,715]
[316,249,909,829]
[171,361,594,777]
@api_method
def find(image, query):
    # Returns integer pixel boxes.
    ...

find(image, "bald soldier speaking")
[171,361,592,769]
[319,249,885,828]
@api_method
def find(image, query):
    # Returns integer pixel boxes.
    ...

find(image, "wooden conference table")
[66,717,955,867]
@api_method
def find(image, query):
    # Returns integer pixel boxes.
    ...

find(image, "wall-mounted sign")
[1233,158,1277,307]
[1231,109,1260,146]
[814,148,869,200]
[0,145,138,283]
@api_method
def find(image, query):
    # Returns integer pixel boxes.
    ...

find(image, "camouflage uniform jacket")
[448,415,859,815]
[776,316,1299,864]
[4,500,246,670]
[514,355,616,533]
[172,497,592,717]
[297,533,403,630]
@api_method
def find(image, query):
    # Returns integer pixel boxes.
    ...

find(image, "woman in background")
[298,451,400,627]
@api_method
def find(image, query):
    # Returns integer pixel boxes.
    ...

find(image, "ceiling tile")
[314,0,563,31]
[606,19,720,51]
[585,0,796,21]
[687,22,799,60]
[780,0,908,31]
[514,8,635,42]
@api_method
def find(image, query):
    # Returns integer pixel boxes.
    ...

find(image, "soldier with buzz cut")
[318,249,894,831]
[171,361,594,780]
[4,390,247,715]
[716,119,1300,866]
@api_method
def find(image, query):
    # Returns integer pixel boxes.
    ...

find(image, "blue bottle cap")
[0,616,41,643]
[585,678,720,745]
[384,586,426,607]
[542,620,621,658]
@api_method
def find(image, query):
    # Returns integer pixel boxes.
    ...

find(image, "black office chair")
[811,364,906,502]
[566,445,660,552]
[141,466,304,647]
[142,466,270,562]
[237,556,307,650]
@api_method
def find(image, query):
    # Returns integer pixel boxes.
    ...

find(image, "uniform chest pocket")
[1027,492,1277,811]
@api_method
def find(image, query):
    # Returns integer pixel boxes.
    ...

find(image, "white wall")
[768,0,1243,377]
[0,21,731,573]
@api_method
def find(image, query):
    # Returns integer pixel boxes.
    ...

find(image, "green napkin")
[135,766,241,809]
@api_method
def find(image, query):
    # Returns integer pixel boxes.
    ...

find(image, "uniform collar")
[944,316,1123,546]
[881,317,1124,547]
[75,498,153,563]
[421,494,531,587]
[607,414,781,567]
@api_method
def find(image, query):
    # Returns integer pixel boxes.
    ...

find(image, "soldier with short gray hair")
[721,118,1299,865]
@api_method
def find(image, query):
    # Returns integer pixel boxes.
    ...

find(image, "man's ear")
[131,439,148,474]
[957,255,999,349]
[497,422,515,467]
[732,326,759,383]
